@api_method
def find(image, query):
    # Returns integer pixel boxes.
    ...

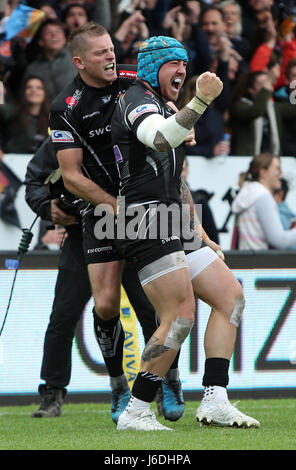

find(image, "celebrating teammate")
[111,36,260,431]
[48,23,184,423]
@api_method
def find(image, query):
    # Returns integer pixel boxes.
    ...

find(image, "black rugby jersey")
[111,80,186,207]
[49,65,137,198]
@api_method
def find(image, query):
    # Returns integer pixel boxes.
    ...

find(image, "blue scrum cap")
[137,36,188,88]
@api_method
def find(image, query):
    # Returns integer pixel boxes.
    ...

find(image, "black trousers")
[40,230,161,389]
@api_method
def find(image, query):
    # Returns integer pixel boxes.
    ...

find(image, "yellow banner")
[120,287,141,389]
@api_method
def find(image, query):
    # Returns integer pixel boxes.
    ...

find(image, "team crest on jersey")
[128,103,159,125]
[52,130,74,142]
[101,94,112,104]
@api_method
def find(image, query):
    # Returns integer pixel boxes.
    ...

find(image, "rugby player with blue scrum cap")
[111,36,260,431]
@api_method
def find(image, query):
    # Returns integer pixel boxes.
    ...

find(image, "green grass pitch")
[0,398,295,451]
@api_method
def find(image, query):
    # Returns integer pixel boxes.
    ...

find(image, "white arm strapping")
[136,113,191,151]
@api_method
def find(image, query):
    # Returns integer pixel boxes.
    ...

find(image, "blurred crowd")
[1,0,296,159]
[1,0,296,250]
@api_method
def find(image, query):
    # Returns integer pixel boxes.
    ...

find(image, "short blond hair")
[68,22,109,58]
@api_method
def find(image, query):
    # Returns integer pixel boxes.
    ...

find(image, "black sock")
[202,357,230,388]
[132,371,163,403]
[93,308,125,378]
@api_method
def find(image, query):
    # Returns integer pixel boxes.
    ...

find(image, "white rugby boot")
[195,386,260,428]
[117,397,173,431]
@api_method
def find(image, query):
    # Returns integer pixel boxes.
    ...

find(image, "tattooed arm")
[180,178,225,260]
[136,72,223,152]
[180,178,201,233]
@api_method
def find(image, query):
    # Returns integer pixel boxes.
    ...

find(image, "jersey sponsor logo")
[89,124,111,137]
[66,96,77,106]
[118,69,137,79]
[128,103,159,125]
[87,245,113,254]
[66,89,82,109]
[51,130,74,142]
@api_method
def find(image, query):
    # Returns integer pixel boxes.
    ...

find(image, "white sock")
[126,395,150,412]
[203,385,228,401]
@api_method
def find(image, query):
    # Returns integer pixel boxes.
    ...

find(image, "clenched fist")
[196,72,223,105]
[187,72,223,115]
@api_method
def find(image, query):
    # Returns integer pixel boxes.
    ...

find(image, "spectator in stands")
[275,29,296,91]
[232,153,296,250]
[112,10,149,64]
[219,0,252,61]
[229,62,296,156]
[200,6,232,68]
[227,51,241,87]
[240,0,277,46]
[62,3,91,37]
[274,58,296,156]
[274,58,296,102]
[23,19,77,101]
[248,9,277,72]
[161,1,213,76]
[116,0,161,37]
[274,177,296,250]
[201,4,250,77]
[0,76,50,155]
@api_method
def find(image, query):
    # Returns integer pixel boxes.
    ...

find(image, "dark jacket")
[25,137,58,221]
[25,137,85,270]
[229,88,296,156]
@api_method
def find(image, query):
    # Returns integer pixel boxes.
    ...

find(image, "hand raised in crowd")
[162,6,182,30]
[172,10,186,43]
[50,199,78,226]
[186,1,201,25]
[261,11,277,48]
[217,33,232,61]
[114,10,146,43]
[162,6,187,43]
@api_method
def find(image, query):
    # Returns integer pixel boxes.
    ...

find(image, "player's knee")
[93,296,120,320]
